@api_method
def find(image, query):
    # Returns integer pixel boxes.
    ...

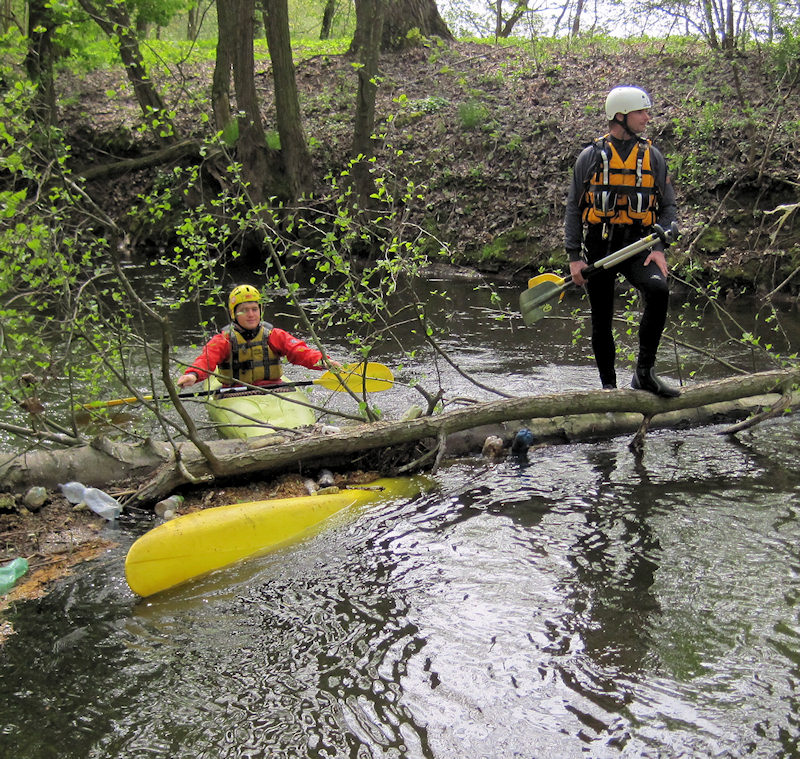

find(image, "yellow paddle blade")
[315,362,394,393]
[527,272,567,299]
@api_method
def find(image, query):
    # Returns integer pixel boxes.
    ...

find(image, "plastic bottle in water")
[154,494,184,518]
[59,481,88,504]
[84,488,122,520]
[59,481,122,521]
[0,557,29,594]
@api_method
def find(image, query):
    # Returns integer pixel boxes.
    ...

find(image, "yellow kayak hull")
[125,477,426,597]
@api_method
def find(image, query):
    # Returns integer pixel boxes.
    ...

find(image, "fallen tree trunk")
[77,138,203,181]
[2,369,798,504]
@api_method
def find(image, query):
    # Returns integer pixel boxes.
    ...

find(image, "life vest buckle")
[595,190,616,214]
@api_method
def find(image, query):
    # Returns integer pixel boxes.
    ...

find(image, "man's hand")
[177,373,197,388]
[312,361,342,371]
[644,249,669,277]
[570,260,589,287]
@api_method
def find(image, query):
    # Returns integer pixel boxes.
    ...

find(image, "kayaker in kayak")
[176,284,337,390]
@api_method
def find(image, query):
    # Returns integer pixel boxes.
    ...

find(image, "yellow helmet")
[228,284,261,319]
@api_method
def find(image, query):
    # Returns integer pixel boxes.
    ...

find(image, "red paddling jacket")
[182,321,323,387]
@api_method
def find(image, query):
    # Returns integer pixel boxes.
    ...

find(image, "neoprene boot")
[600,371,616,390]
[631,366,680,398]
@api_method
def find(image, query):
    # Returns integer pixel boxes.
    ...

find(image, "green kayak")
[205,383,316,440]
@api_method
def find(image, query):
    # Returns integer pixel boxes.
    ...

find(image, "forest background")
[0,0,799,590]
[1,0,800,458]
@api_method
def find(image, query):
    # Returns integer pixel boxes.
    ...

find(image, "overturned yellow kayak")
[125,477,427,597]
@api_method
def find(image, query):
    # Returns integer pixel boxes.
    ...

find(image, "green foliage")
[458,100,489,130]
[221,119,238,147]
[0,111,454,445]
[768,20,800,78]
[266,129,281,151]
[668,95,752,191]
[389,94,450,128]
[695,226,728,254]
[132,0,191,29]
[408,96,450,114]
[0,84,149,437]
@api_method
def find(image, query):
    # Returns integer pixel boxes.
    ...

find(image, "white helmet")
[605,86,652,120]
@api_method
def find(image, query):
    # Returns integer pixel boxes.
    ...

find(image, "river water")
[2,275,800,758]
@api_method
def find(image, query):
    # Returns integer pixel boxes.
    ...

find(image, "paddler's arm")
[564,147,596,287]
[268,328,332,368]
[176,333,230,387]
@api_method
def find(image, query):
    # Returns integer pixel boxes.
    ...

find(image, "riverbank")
[59,38,800,296]
[0,469,381,624]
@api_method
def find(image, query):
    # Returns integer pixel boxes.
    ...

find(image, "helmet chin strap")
[612,114,636,137]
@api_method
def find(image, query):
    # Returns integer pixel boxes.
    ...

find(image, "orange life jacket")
[582,136,658,227]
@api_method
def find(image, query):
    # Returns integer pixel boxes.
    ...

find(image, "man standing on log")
[564,86,679,397]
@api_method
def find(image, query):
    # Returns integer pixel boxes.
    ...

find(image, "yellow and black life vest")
[582,136,658,227]
[218,321,281,386]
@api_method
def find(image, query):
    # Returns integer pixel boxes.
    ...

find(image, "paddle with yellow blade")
[519,222,679,326]
[81,362,394,410]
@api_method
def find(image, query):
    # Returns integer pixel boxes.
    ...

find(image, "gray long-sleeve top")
[564,135,678,261]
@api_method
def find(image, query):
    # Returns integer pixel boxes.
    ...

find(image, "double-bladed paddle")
[519,222,679,326]
[81,362,394,409]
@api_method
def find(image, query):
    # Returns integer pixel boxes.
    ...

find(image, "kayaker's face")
[625,108,650,134]
[234,302,261,330]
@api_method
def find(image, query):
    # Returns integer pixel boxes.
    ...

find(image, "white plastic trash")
[59,481,122,520]
[83,488,122,521]
[59,481,88,504]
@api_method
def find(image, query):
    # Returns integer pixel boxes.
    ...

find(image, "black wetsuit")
[564,135,678,388]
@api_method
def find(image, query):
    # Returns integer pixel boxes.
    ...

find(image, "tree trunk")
[351,0,453,53]
[262,0,313,198]
[227,0,285,203]
[212,0,234,133]
[1,0,11,33]
[571,0,584,36]
[3,371,798,505]
[724,0,735,49]
[25,0,58,127]
[320,0,336,39]
[350,0,384,209]
[499,1,530,38]
[702,0,721,48]
[187,4,199,40]
[77,0,175,144]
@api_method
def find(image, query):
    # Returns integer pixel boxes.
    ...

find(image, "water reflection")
[2,424,800,757]
[3,267,800,756]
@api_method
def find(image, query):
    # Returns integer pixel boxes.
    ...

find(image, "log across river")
[2,276,800,756]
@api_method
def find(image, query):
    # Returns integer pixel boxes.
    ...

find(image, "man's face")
[625,108,651,134]
[234,302,261,330]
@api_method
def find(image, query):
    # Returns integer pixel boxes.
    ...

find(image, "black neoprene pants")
[584,248,669,387]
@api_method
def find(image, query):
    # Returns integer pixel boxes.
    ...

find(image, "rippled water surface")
[3,418,800,758]
[2,278,800,757]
